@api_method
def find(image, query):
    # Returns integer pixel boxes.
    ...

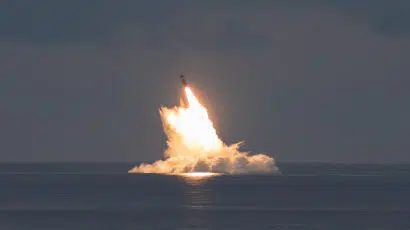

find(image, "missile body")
[179,75,189,107]
[180,74,188,86]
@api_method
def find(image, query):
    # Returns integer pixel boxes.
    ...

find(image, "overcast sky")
[1,1,409,163]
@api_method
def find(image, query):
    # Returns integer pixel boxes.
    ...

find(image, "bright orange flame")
[166,87,223,153]
[128,83,277,175]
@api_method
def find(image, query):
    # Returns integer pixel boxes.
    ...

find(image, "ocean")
[0,163,409,230]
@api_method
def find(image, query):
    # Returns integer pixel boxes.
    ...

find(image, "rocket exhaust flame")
[129,76,278,175]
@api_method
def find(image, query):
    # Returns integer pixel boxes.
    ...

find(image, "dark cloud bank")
[0,1,409,162]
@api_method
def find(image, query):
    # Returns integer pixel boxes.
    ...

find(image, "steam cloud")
[129,87,279,174]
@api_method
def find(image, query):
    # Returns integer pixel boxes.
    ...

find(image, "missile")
[180,74,188,86]
[179,75,189,107]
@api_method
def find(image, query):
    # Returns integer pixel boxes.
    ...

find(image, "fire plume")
[167,87,222,153]
[129,84,278,174]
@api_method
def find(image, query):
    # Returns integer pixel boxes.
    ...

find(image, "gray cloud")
[321,0,410,35]
[0,1,409,162]
[2,1,409,44]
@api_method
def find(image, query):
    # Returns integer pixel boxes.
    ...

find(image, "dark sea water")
[0,163,409,230]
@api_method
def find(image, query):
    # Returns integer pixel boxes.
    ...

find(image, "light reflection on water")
[178,172,221,229]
